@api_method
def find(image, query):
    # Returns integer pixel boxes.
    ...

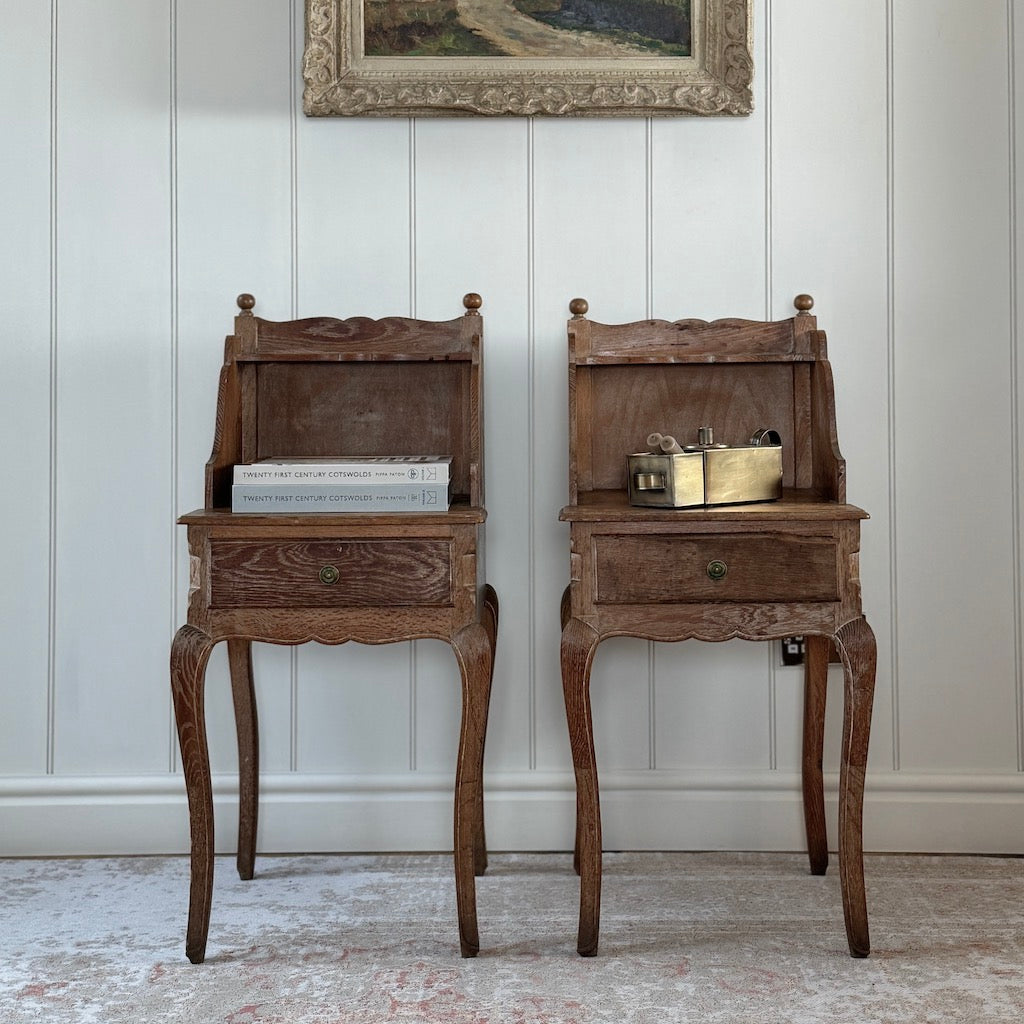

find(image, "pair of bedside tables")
[171,293,875,964]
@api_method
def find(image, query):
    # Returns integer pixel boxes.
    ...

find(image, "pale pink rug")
[2,851,1023,1023]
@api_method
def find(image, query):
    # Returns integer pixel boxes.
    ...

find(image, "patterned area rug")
[2,851,1023,1023]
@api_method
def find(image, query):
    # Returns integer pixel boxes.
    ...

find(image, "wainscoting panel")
[529,118,651,773]
[175,0,300,776]
[51,0,175,775]
[412,118,532,773]
[768,0,895,774]
[0,0,52,774]
[647,7,772,774]
[1,0,1022,856]
[892,0,1020,772]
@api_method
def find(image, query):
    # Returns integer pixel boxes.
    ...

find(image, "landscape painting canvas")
[303,0,752,116]
[362,0,692,59]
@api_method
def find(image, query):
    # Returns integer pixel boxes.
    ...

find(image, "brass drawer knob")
[318,564,340,585]
[706,559,728,581]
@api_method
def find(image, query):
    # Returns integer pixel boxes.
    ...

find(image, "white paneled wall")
[2,1,1023,856]
[893,1,1020,773]
[1,1,52,779]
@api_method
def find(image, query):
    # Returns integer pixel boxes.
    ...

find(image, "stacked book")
[231,456,452,513]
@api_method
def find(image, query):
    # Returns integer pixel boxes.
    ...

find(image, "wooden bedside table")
[171,294,497,963]
[559,296,876,957]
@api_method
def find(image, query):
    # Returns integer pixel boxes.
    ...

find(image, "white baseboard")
[1,770,1022,857]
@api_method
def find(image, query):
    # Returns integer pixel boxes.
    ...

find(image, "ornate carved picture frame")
[303,0,752,117]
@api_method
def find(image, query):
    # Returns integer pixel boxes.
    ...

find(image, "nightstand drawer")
[594,533,839,604]
[209,539,453,608]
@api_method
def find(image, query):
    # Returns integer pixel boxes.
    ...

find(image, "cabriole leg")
[561,616,602,956]
[475,586,500,876]
[451,622,494,957]
[228,638,258,882]
[802,634,830,875]
[833,616,877,958]
[170,624,218,964]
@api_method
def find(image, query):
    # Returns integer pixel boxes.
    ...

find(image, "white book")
[233,455,452,485]
[231,481,450,514]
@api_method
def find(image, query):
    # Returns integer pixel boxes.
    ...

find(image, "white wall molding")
[3,770,1022,858]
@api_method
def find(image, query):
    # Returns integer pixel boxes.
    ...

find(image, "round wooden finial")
[569,297,589,318]
[462,292,482,315]
[794,294,814,314]
[237,293,256,314]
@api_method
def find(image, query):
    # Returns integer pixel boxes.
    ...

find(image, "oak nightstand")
[171,293,497,962]
[559,296,876,957]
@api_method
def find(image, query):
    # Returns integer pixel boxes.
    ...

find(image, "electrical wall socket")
[780,636,806,666]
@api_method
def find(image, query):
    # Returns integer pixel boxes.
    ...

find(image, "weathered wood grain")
[560,297,876,959]
[802,633,831,876]
[210,539,454,608]
[835,615,877,957]
[227,638,258,882]
[560,615,602,956]
[593,533,839,604]
[169,624,217,965]
[451,621,494,957]
[172,295,496,962]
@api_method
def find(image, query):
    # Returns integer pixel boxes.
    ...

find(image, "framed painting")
[303,0,752,117]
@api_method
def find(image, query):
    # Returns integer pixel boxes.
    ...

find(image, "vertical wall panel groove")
[409,119,418,318]
[289,0,301,774]
[1010,0,1024,771]
[644,115,655,771]
[290,0,299,320]
[47,0,59,776]
[645,117,654,317]
[893,0,1017,771]
[647,645,657,770]
[408,115,418,773]
[167,0,180,774]
[764,0,778,772]
[527,117,538,771]
[53,0,176,774]
[409,643,417,771]
[763,0,773,321]
[408,116,418,773]
[886,0,901,772]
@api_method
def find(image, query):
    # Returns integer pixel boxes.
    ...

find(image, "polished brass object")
[707,560,728,581]
[690,425,727,449]
[634,472,667,491]
[318,565,340,585]
[704,447,780,505]
[627,426,783,508]
[627,449,705,508]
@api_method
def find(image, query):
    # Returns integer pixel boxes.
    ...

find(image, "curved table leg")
[474,585,500,877]
[833,616,877,958]
[228,638,258,882]
[170,624,218,965]
[802,634,830,875]
[561,616,602,956]
[451,621,494,957]
[559,588,585,876]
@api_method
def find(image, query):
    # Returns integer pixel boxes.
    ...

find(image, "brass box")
[627,443,783,508]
